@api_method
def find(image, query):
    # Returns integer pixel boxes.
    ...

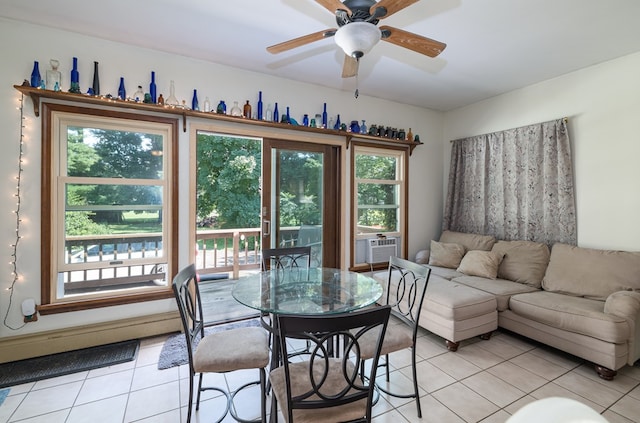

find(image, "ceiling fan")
[266,0,447,78]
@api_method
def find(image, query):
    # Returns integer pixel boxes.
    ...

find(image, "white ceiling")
[3,0,640,111]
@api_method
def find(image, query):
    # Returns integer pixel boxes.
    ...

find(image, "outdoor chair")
[172,264,269,423]
[270,306,392,423]
[359,256,431,418]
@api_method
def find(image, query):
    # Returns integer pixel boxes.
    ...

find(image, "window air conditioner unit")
[367,238,397,264]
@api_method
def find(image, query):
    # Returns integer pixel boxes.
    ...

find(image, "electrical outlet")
[24,313,38,323]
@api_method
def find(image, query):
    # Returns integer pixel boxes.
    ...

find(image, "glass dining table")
[232,267,383,366]
[232,267,383,316]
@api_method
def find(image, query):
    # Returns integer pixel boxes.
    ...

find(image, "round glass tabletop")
[232,267,383,315]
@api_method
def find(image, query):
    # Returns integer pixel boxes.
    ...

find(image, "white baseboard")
[0,311,182,363]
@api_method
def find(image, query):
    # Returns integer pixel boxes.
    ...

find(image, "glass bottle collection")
[25,57,418,142]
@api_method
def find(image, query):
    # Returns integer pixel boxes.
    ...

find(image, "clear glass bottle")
[165,80,179,106]
[203,97,211,112]
[230,101,242,116]
[133,85,144,102]
[46,59,61,91]
[265,103,273,121]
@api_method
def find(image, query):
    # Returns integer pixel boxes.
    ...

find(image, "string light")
[3,94,27,330]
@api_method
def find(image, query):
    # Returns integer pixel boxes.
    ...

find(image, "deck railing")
[64,227,305,291]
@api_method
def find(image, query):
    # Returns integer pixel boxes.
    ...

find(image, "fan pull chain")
[354,60,359,99]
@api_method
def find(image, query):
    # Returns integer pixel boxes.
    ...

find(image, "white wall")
[0,18,443,337]
[443,52,640,251]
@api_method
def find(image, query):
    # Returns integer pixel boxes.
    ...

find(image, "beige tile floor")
[1,319,639,423]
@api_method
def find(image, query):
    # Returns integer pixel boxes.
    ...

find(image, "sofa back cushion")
[439,231,496,252]
[542,243,640,300]
[491,240,550,288]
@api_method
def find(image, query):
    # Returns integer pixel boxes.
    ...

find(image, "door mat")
[0,339,139,389]
[158,318,260,370]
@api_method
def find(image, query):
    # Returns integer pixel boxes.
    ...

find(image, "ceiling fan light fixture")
[334,22,381,58]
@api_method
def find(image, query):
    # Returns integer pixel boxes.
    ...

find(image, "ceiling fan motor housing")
[336,0,382,26]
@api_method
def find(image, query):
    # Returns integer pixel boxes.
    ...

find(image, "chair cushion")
[509,291,630,343]
[456,250,505,279]
[491,240,550,288]
[270,359,368,423]
[359,322,413,360]
[193,326,269,373]
[428,240,465,269]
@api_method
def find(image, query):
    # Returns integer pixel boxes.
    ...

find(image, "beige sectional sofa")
[374,231,640,380]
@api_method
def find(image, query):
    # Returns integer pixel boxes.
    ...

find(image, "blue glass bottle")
[150,71,157,104]
[257,91,263,120]
[286,107,290,124]
[303,114,309,127]
[273,102,279,123]
[334,114,341,130]
[70,57,80,93]
[30,61,41,88]
[92,61,100,96]
[191,89,199,111]
[322,103,328,128]
[118,77,126,100]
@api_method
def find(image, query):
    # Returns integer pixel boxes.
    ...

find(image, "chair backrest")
[171,264,204,371]
[275,306,391,422]
[384,256,431,336]
[261,246,312,271]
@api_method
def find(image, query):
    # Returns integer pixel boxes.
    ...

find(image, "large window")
[40,104,178,313]
[351,145,407,269]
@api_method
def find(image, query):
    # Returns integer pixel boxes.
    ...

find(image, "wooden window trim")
[39,103,179,315]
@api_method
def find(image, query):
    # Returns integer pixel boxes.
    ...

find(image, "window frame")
[39,103,179,314]
[350,143,408,271]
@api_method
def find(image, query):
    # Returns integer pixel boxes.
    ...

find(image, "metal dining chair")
[270,306,392,423]
[359,256,432,418]
[261,246,312,272]
[172,264,270,423]
[260,246,313,358]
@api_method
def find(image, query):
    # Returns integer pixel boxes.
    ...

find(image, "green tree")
[196,134,261,229]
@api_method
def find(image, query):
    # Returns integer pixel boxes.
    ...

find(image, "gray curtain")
[443,118,576,245]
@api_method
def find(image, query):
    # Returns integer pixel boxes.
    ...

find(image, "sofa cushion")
[491,240,550,288]
[440,230,496,252]
[424,276,497,321]
[509,291,629,344]
[542,243,640,300]
[456,250,505,279]
[429,240,466,269]
[452,275,538,311]
[427,265,465,280]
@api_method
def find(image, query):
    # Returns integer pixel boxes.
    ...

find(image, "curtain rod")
[450,117,568,142]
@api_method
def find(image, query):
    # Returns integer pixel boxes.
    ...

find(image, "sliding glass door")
[262,139,340,268]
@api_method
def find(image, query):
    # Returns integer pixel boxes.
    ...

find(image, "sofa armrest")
[605,291,640,366]
[415,249,430,264]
